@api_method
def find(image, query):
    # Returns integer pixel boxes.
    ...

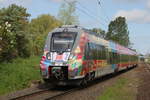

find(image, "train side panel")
[40,25,138,86]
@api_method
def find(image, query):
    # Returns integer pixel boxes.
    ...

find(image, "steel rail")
[45,88,79,100]
[10,88,51,100]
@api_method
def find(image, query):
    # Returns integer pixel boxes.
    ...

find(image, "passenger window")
[85,43,90,60]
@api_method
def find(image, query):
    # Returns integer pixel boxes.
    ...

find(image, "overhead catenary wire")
[97,0,111,23]
[96,0,131,43]
[77,1,109,24]
[63,0,130,46]
[96,0,129,34]
[63,0,108,28]
[76,0,125,32]
[76,6,107,28]
[96,0,132,48]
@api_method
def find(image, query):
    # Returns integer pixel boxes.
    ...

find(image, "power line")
[63,0,130,43]
[77,1,109,24]
[76,7,107,28]
[96,0,130,40]
[76,0,131,47]
[97,0,111,23]
[63,0,107,28]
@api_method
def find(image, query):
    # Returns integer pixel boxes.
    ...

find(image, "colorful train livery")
[40,25,138,86]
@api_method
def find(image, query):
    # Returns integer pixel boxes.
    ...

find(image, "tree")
[28,14,62,55]
[0,4,30,62]
[58,1,79,25]
[105,17,130,47]
[91,28,106,38]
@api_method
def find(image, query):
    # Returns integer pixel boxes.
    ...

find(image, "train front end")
[40,25,85,85]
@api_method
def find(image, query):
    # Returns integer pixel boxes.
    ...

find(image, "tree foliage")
[58,1,79,25]
[0,4,132,63]
[91,28,106,38]
[0,4,30,62]
[0,4,62,62]
[28,14,62,55]
[105,17,130,47]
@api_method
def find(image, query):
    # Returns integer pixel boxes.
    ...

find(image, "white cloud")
[114,9,150,23]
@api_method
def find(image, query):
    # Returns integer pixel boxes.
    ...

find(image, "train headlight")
[46,52,51,60]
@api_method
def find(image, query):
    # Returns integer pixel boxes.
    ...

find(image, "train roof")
[50,25,138,56]
[51,25,81,33]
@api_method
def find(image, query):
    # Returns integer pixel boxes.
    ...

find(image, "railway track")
[10,88,50,100]
[45,88,79,100]
[137,62,150,100]
[45,67,136,100]
[6,66,137,100]
[9,86,79,100]
[144,63,150,72]
[146,63,150,70]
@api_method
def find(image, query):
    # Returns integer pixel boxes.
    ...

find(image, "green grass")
[97,78,135,100]
[0,56,42,95]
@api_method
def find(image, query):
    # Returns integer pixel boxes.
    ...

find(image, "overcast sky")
[0,0,150,54]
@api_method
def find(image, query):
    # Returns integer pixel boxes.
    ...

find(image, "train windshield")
[51,32,77,52]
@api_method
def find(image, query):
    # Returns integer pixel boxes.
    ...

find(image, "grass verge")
[97,77,136,100]
[0,56,42,95]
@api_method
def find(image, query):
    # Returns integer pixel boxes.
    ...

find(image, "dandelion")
[7,29,11,32]
[5,21,8,25]
[7,24,11,27]
[10,40,13,44]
